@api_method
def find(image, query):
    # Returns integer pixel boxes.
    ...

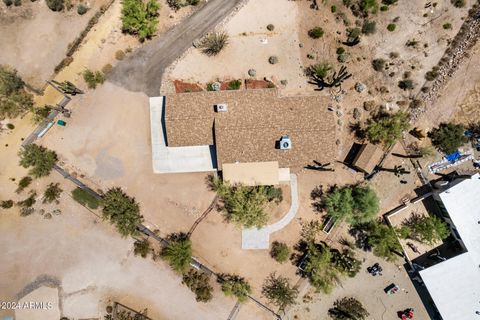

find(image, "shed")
[222,161,279,186]
[352,144,383,174]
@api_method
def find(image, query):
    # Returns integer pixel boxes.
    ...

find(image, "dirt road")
[108,0,244,96]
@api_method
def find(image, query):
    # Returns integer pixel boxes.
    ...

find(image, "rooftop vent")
[279,135,292,150]
[215,104,228,112]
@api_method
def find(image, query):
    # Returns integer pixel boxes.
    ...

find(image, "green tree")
[367,222,402,261]
[351,186,379,225]
[1,200,14,209]
[402,214,450,245]
[328,297,369,320]
[102,187,143,237]
[359,0,378,14]
[262,273,298,311]
[366,111,410,146]
[121,0,160,42]
[161,233,192,273]
[270,241,290,263]
[220,274,252,303]
[322,186,354,222]
[0,65,34,120]
[16,176,32,194]
[17,190,37,216]
[83,69,105,89]
[332,249,361,278]
[18,144,58,178]
[133,238,151,258]
[46,0,64,11]
[428,122,467,154]
[72,187,100,209]
[303,243,340,294]
[43,182,62,204]
[182,269,213,302]
[308,27,324,39]
[31,105,53,124]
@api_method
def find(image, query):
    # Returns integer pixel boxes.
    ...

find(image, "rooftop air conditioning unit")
[279,135,292,150]
[216,104,228,112]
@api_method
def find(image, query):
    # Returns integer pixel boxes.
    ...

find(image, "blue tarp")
[445,150,461,162]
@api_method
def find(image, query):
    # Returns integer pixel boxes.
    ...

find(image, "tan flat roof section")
[222,161,279,186]
[352,144,384,173]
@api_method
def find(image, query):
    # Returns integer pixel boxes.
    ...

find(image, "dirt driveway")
[108,0,244,96]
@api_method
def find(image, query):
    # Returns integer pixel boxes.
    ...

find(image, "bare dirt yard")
[0,0,110,89]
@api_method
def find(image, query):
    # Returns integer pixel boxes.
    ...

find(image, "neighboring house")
[418,173,480,320]
[151,89,336,184]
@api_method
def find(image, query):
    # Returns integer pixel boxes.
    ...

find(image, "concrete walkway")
[149,97,216,173]
[242,174,299,250]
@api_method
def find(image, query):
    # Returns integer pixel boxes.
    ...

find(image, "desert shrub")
[262,273,298,311]
[133,238,151,258]
[365,111,410,145]
[0,65,34,120]
[72,187,100,209]
[329,297,369,320]
[182,270,213,302]
[330,5,337,12]
[77,3,88,14]
[443,22,452,29]
[6,123,14,129]
[115,50,126,60]
[18,144,57,178]
[428,122,467,154]
[265,186,283,203]
[102,64,113,74]
[270,241,290,263]
[269,56,279,64]
[310,62,332,79]
[16,176,32,194]
[266,24,275,31]
[43,182,62,204]
[167,0,198,10]
[161,233,192,273]
[345,27,361,45]
[121,0,160,41]
[425,68,439,81]
[308,27,324,39]
[82,69,105,89]
[382,0,397,4]
[198,31,229,56]
[3,0,13,6]
[17,191,37,216]
[361,20,376,34]
[387,23,396,31]
[451,0,465,7]
[1,200,14,209]
[46,0,64,11]
[227,79,241,90]
[336,47,346,55]
[221,274,252,303]
[380,4,388,10]
[14,0,21,6]
[102,187,143,237]
[371,58,385,72]
[398,79,414,90]
[31,105,53,124]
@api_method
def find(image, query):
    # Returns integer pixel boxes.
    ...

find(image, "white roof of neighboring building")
[419,173,480,320]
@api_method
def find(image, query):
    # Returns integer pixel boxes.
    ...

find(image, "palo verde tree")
[102,187,143,237]
[428,122,467,154]
[182,269,213,302]
[18,144,58,178]
[366,221,402,261]
[401,213,450,245]
[42,183,63,204]
[161,233,192,273]
[121,0,160,42]
[365,111,410,146]
[133,238,152,258]
[0,65,34,120]
[220,274,252,303]
[262,273,299,311]
[328,297,369,320]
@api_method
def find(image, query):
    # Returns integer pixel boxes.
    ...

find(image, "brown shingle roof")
[352,144,384,173]
[164,89,336,169]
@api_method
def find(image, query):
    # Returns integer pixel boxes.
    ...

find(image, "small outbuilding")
[352,143,383,174]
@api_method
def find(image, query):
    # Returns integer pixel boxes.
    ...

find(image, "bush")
[1,200,14,209]
[182,270,213,302]
[365,111,410,145]
[380,4,388,11]
[18,144,57,178]
[102,187,143,237]
[268,56,278,64]
[6,123,14,129]
[72,187,100,209]
[336,47,346,55]
[428,122,467,154]
[0,65,34,120]
[266,24,275,31]
[82,69,105,89]
[371,58,385,72]
[425,68,439,81]
[133,238,151,258]
[401,214,450,245]
[46,0,64,11]
[387,23,396,32]
[398,79,414,90]
[14,0,21,6]
[359,0,378,14]
[43,182,62,204]
[16,176,32,194]
[270,241,290,263]
[115,50,126,60]
[227,79,241,90]
[308,27,324,39]
[31,105,53,124]
[3,0,13,6]
[262,273,298,311]
[198,31,229,56]
[264,186,283,203]
[221,274,252,303]
[361,20,376,34]
[121,0,160,41]
[443,22,452,30]
[161,233,192,273]
[310,62,332,78]
[331,5,337,12]
[17,191,37,216]
[451,0,465,7]
[77,3,88,15]
[102,64,113,74]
